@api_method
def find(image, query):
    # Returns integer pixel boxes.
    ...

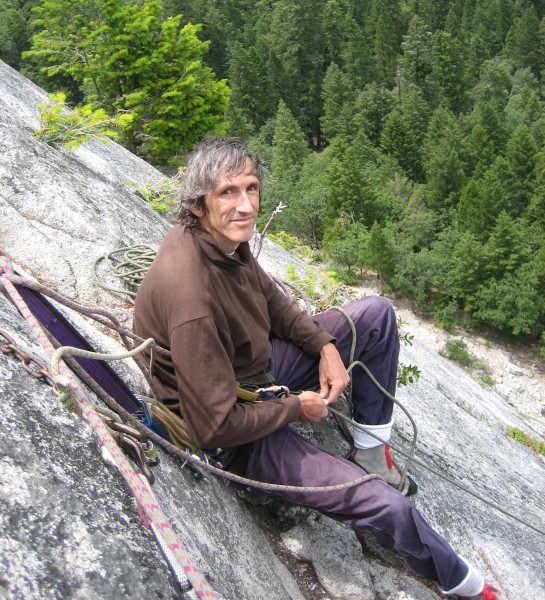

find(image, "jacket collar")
[192,227,253,270]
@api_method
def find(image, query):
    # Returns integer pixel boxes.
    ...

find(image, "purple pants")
[231,297,467,590]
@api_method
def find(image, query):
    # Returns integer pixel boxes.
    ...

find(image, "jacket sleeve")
[170,316,301,449]
[255,264,334,356]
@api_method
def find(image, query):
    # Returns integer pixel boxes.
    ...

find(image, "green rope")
[51,338,155,413]
[329,305,418,494]
[93,245,157,302]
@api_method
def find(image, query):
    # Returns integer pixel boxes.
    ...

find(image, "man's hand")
[318,342,350,405]
[297,390,329,423]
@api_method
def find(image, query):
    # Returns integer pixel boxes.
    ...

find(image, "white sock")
[352,420,393,449]
[442,557,484,597]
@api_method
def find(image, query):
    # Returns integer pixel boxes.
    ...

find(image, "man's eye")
[221,188,233,195]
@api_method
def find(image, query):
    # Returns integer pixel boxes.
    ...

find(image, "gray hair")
[174,137,265,227]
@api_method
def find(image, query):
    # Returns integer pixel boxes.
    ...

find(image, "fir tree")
[351,83,394,146]
[320,63,352,142]
[271,99,309,178]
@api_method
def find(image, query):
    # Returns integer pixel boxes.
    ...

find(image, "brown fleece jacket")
[133,225,333,450]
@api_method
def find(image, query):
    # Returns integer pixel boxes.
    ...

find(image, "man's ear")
[191,198,206,218]
[191,207,205,218]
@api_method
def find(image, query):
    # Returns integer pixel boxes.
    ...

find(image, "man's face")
[193,159,260,254]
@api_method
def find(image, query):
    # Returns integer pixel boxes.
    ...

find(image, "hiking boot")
[350,444,418,496]
[459,583,501,600]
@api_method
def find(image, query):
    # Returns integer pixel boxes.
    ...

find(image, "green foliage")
[5,0,545,344]
[128,174,180,214]
[34,92,132,150]
[334,269,360,285]
[24,0,229,163]
[271,100,309,177]
[267,232,311,259]
[320,62,352,141]
[267,0,325,140]
[323,218,369,274]
[326,133,379,224]
[435,300,462,331]
[442,339,474,367]
[365,221,395,280]
[397,322,421,387]
[0,0,36,70]
[441,339,492,381]
[351,83,394,146]
[284,263,356,313]
[506,427,545,456]
[478,373,496,387]
[397,364,421,387]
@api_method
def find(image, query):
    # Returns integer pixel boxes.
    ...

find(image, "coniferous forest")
[2,0,545,347]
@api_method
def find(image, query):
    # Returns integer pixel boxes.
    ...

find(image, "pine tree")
[397,185,438,251]
[505,124,538,215]
[326,134,379,225]
[526,148,545,232]
[351,83,394,146]
[227,40,272,133]
[398,14,433,92]
[380,85,429,182]
[421,105,465,216]
[505,69,544,132]
[504,4,541,76]
[24,0,230,162]
[408,0,450,32]
[0,0,37,70]
[429,30,468,113]
[374,13,398,85]
[268,0,325,144]
[365,220,396,281]
[271,100,309,177]
[321,0,350,67]
[320,63,352,142]
[464,122,495,178]
[449,229,486,309]
[469,57,512,152]
[288,150,331,245]
[483,211,527,280]
[456,157,518,239]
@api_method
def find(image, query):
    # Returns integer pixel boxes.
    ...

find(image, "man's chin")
[232,225,256,243]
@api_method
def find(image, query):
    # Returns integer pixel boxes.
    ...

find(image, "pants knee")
[355,296,395,323]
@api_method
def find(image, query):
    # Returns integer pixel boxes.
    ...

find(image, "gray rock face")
[2,59,545,599]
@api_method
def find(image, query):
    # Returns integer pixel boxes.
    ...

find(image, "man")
[134,137,500,600]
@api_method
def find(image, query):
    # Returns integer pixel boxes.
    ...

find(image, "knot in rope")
[52,374,78,412]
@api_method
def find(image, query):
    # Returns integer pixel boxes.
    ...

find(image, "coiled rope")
[93,245,157,301]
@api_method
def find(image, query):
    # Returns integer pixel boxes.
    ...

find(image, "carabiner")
[116,433,155,485]
[256,385,290,400]
[103,417,149,445]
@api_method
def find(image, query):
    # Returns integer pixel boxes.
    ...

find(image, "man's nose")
[237,191,254,211]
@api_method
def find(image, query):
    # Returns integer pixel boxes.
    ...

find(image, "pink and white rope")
[0,254,219,599]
